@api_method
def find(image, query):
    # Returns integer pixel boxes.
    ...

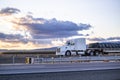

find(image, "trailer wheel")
[89,50,94,56]
[87,50,94,56]
[94,51,100,56]
[65,50,71,56]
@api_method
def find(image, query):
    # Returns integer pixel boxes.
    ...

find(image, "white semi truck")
[56,38,86,56]
[56,38,120,56]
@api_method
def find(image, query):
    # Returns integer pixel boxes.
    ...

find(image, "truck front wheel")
[65,50,71,56]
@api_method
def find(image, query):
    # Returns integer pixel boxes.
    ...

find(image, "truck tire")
[94,51,100,56]
[65,50,71,56]
[89,50,94,56]
[87,50,93,56]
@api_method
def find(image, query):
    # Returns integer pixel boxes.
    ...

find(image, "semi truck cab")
[56,38,86,56]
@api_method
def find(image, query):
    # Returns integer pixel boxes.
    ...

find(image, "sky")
[0,0,120,50]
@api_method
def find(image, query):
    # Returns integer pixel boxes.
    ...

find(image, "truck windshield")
[66,41,74,45]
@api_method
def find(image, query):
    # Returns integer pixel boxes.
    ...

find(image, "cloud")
[0,40,52,50]
[107,37,120,41]
[0,7,92,39]
[14,16,92,39]
[0,32,23,40]
[87,37,105,41]
[87,37,120,42]
[0,7,92,49]
[0,32,28,43]
[0,7,20,16]
[0,33,54,49]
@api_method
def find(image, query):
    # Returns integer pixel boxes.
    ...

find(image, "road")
[0,62,120,74]
[0,62,120,80]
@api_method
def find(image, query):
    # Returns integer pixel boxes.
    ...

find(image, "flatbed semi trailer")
[86,42,120,56]
[56,38,120,56]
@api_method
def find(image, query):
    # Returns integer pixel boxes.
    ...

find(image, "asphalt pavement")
[0,62,120,80]
[0,62,120,74]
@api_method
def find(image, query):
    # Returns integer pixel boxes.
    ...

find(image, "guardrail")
[30,56,120,64]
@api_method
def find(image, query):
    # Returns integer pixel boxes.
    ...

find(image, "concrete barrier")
[32,56,120,64]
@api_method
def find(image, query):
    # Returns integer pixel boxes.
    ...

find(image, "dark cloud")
[87,37,120,42]
[87,38,105,41]
[0,33,21,39]
[0,32,24,42]
[0,7,92,46]
[107,37,120,41]
[30,39,53,45]
[0,7,20,15]
[0,7,91,39]
[16,16,92,39]
[0,32,51,44]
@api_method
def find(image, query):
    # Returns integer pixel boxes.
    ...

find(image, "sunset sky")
[0,0,120,50]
